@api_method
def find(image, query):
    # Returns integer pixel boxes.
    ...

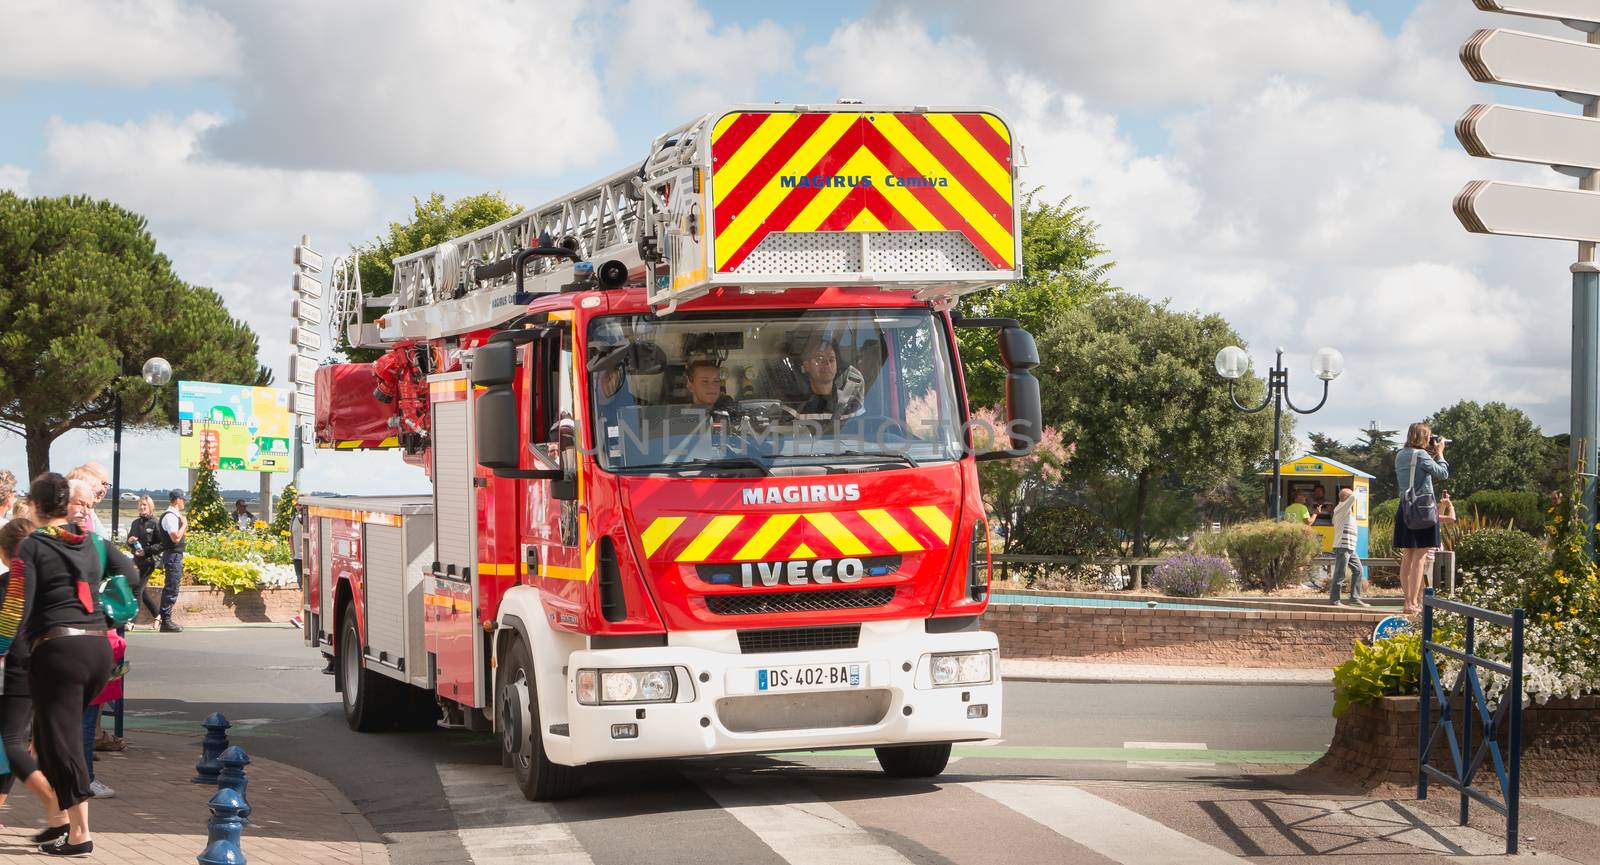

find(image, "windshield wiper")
[619,456,772,477]
[806,450,920,469]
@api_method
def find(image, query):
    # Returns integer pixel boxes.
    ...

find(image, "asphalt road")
[122,626,1344,865]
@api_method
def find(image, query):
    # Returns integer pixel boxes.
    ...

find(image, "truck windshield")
[586,309,964,472]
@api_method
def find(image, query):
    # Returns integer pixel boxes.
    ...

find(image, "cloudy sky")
[0,0,1582,497]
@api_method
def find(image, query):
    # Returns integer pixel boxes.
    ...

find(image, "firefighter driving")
[299,103,1041,800]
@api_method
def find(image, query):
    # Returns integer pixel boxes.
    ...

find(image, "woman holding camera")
[1394,423,1449,614]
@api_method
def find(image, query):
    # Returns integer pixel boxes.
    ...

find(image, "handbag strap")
[1407,448,1419,495]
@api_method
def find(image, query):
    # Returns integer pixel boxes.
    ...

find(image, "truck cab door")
[524,327,585,623]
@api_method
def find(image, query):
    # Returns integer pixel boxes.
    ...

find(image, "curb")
[1004,673,1333,687]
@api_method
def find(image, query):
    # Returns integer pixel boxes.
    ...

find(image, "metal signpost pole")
[1577,26,1600,529]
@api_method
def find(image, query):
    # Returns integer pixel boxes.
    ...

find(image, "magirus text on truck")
[298,103,1041,800]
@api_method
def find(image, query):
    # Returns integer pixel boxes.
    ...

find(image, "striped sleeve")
[0,552,28,658]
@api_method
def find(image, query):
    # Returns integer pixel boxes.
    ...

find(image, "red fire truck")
[301,103,1042,800]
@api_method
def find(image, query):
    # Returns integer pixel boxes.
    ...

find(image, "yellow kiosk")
[1263,454,1372,557]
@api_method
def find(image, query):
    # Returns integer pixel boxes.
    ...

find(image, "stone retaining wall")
[134,586,302,625]
[981,602,1384,667]
[1307,694,1600,796]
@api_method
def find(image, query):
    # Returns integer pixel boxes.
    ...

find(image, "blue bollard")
[193,713,231,784]
[196,786,247,865]
[216,746,252,821]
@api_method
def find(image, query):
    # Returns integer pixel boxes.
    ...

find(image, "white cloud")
[0,0,238,85]
[912,0,1391,110]
[609,0,794,110]
[0,164,29,195]
[803,5,1572,437]
[195,0,616,176]
[37,112,377,233]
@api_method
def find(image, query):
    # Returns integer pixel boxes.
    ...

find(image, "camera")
[1430,434,1452,447]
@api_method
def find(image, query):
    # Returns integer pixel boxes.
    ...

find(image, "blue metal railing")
[1418,587,1524,855]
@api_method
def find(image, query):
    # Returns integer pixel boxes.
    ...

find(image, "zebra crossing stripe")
[436,764,595,864]
[967,781,1249,865]
[693,774,917,865]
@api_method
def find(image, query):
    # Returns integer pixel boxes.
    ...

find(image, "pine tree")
[270,483,297,538]
[188,464,231,533]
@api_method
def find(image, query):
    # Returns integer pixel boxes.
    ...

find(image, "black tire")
[339,604,405,732]
[875,743,952,778]
[498,637,581,800]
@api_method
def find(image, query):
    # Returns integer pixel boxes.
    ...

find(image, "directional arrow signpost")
[1456,0,1600,538]
[290,235,323,487]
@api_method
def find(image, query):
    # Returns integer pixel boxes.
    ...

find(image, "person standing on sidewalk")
[67,480,129,795]
[0,469,16,525]
[289,507,305,631]
[63,465,110,539]
[1328,488,1369,607]
[1394,424,1449,614]
[0,473,117,856]
[125,496,162,622]
[153,490,188,633]
[0,517,61,827]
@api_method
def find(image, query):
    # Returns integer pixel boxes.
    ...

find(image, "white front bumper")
[544,620,1002,767]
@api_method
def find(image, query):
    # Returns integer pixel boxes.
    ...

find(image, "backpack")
[1401,449,1439,531]
[90,535,138,627]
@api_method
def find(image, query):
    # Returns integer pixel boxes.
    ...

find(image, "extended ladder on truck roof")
[340,103,1022,347]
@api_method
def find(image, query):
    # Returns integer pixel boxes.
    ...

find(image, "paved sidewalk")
[1002,657,1333,685]
[0,730,388,864]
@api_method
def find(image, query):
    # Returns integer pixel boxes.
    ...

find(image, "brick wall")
[1308,694,1600,796]
[133,586,302,625]
[981,602,1383,668]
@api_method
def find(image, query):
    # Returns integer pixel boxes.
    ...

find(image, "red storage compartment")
[315,363,399,448]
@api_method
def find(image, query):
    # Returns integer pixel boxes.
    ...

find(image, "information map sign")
[177,381,293,473]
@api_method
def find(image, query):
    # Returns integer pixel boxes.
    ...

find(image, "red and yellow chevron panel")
[640,506,956,564]
[318,436,400,450]
[708,111,1016,274]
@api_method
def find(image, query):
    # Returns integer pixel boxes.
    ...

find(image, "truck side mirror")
[472,341,517,387]
[977,326,1043,461]
[476,385,520,469]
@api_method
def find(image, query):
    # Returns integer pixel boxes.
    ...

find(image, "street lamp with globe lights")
[1215,345,1344,520]
[110,355,173,537]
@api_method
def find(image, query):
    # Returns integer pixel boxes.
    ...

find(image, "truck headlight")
[930,651,993,687]
[575,668,677,705]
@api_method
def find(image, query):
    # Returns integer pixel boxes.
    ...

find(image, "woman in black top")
[0,473,119,856]
[125,495,162,619]
[0,517,55,818]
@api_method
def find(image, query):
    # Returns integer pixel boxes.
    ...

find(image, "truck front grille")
[706,587,896,616]
[716,689,892,732]
[736,625,860,654]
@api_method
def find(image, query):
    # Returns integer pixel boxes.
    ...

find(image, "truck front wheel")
[875,743,952,778]
[498,638,581,801]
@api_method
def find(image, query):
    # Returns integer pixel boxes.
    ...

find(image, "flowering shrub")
[1222,519,1321,592]
[185,528,292,565]
[150,555,263,592]
[1148,553,1236,598]
[1430,474,1598,705]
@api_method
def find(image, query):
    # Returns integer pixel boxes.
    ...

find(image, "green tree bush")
[1371,498,1398,522]
[1453,528,1547,587]
[1038,293,1276,555]
[1011,504,1117,588]
[270,482,298,539]
[1425,400,1546,497]
[1222,519,1321,592]
[957,192,1114,410]
[0,193,267,477]
[187,464,231,533]
[1461,489,1542,534]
